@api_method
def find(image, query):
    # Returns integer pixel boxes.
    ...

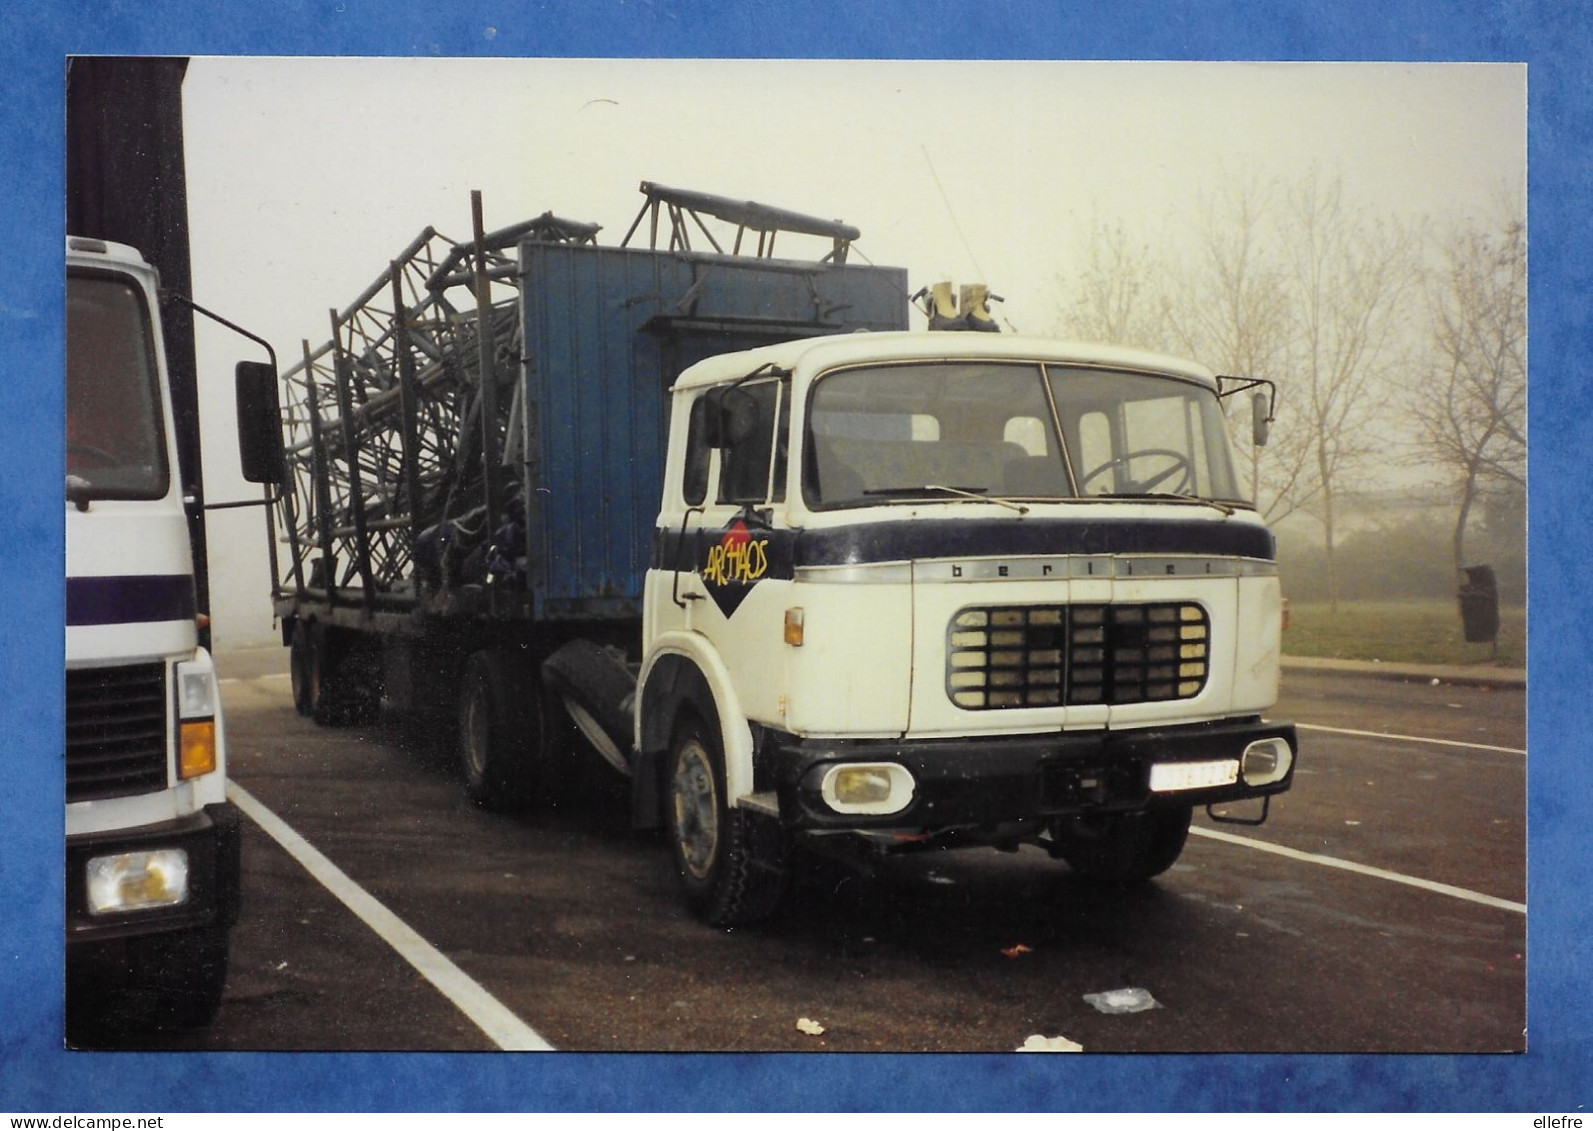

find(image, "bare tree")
[1055,171,1422,601]
[1054,217,1173,349]
[1409,217,1526,574]
[1161,178,1313,522]
[1280,171,1420,610]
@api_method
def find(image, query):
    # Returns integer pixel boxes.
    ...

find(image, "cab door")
[670,376,794,728]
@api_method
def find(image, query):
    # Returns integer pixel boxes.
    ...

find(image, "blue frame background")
[3,0,1585,1113]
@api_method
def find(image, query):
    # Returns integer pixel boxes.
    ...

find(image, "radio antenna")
[921,145,986,284]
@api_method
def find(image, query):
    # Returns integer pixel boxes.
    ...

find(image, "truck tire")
[458,651,538,811]
[665,712,785,927]
[289,622,316,717]
[127,925,230,1030]
[541,640,636,780]
[1054,805,1193,884]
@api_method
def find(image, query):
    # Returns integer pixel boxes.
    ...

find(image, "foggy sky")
[180,58,1524,645]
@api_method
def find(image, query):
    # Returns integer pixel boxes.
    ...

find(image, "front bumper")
[66,801,242,947]
[767,717,1296,831]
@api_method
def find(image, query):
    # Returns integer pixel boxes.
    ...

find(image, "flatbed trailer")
[270,184,908,779]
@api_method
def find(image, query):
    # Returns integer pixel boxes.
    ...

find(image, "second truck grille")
[66,662,169,802]
[947,603,1209,710]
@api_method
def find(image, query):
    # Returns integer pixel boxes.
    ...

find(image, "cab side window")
[682,395,713,506]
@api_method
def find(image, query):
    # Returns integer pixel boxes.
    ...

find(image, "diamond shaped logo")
[700,519,770,618]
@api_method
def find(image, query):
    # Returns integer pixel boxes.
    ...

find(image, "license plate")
[1149,759,1239,793]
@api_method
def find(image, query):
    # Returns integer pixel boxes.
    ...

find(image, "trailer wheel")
[541,640,636,780]
[458,651,538,811]
[289,622,316,717]
[1053,805,1193,884]
[665,713,785,927]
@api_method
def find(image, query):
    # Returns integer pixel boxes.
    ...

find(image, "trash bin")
[1458,564,1499,644]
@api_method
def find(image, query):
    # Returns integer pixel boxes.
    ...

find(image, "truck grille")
[66,662,170,801]
[947,602,1209,710]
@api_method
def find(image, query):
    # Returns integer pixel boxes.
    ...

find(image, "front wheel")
[1052,806,1193,884]
[665,714,784,927]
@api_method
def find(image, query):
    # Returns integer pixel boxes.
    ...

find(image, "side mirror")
[236,360,286,484]
[720,390,760,447]
[1251,391,1271,448]
[702,386,760,448]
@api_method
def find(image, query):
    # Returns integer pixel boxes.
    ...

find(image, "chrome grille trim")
[946,602,1210,710]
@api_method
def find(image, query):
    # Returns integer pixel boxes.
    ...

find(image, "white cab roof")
[671,330,1219,391]
[67,236,153,272]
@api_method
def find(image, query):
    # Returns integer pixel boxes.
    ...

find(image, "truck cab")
[65,237,239,1028]
[637,331,1297,925]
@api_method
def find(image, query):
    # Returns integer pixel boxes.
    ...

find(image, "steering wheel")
[67,440,120,467]
[1079,448,1193,495]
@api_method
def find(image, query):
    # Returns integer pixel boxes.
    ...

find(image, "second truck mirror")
[236,360,286,484]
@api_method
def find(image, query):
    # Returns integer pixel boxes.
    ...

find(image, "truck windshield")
[804,360,1242,508]
[66,272,169,500]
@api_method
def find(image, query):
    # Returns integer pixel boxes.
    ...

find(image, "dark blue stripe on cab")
[67,574,196,627]
[793,517,1275,567]
[651,516,1274,573]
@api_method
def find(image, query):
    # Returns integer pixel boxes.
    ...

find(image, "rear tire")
[1054,806,1193,884]
[458,651,538,811]
[665,713,785,927]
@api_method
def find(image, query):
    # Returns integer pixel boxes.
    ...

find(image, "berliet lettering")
[920,556,1275,581]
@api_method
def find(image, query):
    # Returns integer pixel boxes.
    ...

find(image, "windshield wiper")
[921,484,1030,514]
[1092,491,1236,516]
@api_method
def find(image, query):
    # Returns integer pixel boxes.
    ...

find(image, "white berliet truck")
[66,236,280,1025]
[265,184,1296,931]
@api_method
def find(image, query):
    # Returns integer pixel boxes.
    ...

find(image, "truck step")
[736,792,780,817]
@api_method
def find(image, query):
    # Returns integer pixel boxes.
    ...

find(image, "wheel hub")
[671,739,718,881]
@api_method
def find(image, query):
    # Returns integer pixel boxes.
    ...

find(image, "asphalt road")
[70,648,1526,1054]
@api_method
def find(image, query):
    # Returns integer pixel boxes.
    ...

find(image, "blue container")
[518,243,908,620]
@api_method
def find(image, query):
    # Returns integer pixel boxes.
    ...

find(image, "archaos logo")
[700,519,770,617]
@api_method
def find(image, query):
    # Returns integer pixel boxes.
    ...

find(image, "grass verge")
[1284,599,1524,668]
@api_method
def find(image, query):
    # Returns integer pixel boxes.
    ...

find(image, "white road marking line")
[1191,826,1526,915]
[227,782,554,1051]
[219,673,291,684]
[1296,722,1525,756]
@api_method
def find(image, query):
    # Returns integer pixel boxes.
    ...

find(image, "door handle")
[672,505,706,609]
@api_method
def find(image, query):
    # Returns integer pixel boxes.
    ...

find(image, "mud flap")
[541,639,638,779]
[631,745,664,830]
[740,804,789,882]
